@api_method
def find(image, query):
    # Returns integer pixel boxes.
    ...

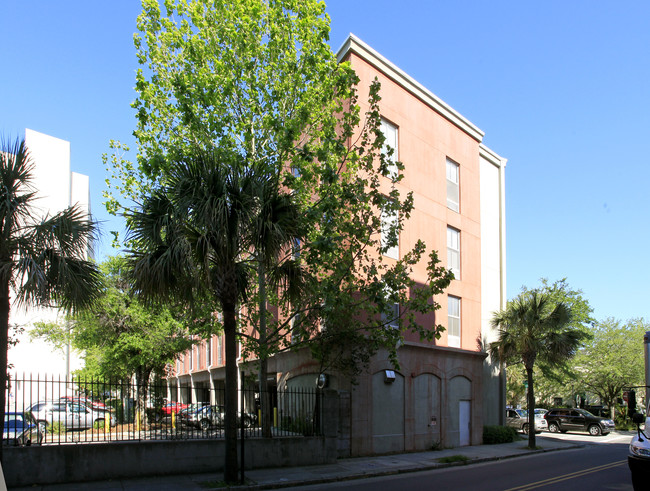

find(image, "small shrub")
[430,440,442,451]
[483,425,518,444]
[48,422,65,435]
[280,416,315,436]
[437,455,470,464]
[93,419,106,430]
[616,420,635,431]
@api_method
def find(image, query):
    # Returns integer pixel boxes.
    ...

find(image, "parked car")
[60,395,107,411]
[183,405,257,430]
[506,408,547,434]
[544,408,615,436]
[27,400,116,431]
[160,401,190,416]
[184,404,224,430]
[3,412,43,446]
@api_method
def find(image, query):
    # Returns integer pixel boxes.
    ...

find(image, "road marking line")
[504,460,627,491]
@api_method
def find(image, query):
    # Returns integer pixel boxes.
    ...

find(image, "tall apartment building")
[168,35,507,455]
[7,129,92,406]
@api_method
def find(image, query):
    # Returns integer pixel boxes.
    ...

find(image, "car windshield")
[515,409,527,417]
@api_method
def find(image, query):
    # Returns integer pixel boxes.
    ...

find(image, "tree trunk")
[223,303,239,483]
[257,262,272,438]
[136,367,152,429]
[526,366,536,449]
[0,281,10,459]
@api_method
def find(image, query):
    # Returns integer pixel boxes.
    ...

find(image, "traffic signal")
[628,390,637,417]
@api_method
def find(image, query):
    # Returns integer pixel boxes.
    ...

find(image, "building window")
[206,338,212,367]
[217,335,223,365]
[291,314,302,344]
[446,158,459,212]
[380,118,398,179]
[381,203,399,259]
[189,347,194,371]
[447,226,460,279]
[382,300,400,329]
[448,296,461,348]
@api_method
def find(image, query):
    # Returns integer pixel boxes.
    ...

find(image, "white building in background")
[7,129,91,407]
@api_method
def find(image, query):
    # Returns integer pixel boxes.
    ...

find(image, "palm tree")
[0,137,101,454]
[126,148,301,482]
[489,291,587,449]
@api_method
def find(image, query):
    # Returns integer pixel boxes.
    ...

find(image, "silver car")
[506,408,547,434]
[185,405,224,430]
[28,400,115,431]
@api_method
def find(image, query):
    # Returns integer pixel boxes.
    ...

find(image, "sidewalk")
[9,436,583,491]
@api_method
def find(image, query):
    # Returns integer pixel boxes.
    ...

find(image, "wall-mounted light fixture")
[384,370,396,384]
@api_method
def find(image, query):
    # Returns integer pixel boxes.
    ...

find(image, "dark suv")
[544,408,615,436]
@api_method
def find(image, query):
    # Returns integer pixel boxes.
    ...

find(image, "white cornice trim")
[336,34,485,143]
[479,144,507,168]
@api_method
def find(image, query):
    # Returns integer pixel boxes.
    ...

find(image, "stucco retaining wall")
[3,436,337,487]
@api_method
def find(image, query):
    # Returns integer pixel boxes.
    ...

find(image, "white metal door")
[459,400,471,446]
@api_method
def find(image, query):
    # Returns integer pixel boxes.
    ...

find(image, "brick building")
[167,35,507,455]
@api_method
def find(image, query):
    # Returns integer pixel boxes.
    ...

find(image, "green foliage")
[32,256,197,385]
[47,422,65,435]
[504,279,596,407]
[490,291,589,372]
[30,321,74,353]
[573,318,648,415]
[520,278,594,331]
[106,398,125,424]
[482,425,519,444]
[437,455,470,464]
[120,0,453,482]
[279,416,315,436]
[92,419,106,430]
[615,409,635,431]
[118,0,452,378]
[430,440,442,451]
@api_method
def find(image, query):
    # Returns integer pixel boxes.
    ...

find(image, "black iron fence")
[5,373,322,445]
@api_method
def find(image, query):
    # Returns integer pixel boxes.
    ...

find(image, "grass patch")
[437,455,470,464]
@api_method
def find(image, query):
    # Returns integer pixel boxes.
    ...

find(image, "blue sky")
[2,1,649,322]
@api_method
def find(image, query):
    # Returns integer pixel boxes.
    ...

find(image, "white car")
[28,400,115,431]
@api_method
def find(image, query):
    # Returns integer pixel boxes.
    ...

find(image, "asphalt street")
[293,432,634,491]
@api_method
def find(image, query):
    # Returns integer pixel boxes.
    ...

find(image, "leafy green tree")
[574,318,647,419]
[490,291,589,448]
[118,0,452,482]
[33,256,196,423]
[0,137,100,453]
